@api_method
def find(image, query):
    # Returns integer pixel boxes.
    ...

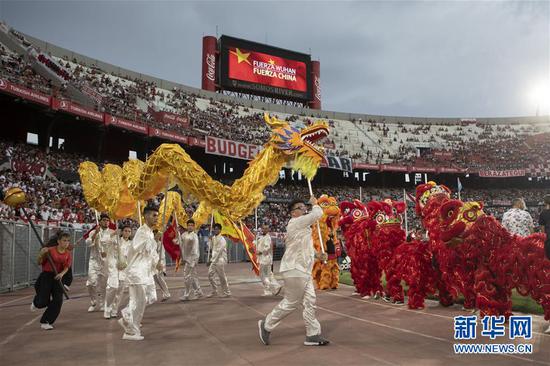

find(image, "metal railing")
[0,220,277,293]
[0,220,88,293]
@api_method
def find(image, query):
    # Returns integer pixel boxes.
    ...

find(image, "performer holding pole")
[118,205,160,341]
[206,222,231,298]
[256,224,281,296]
[85,213,114,312]
[258,195,329,346]
[179,219,203,301]
[1,187,70,300]
[104,221,122,319]
[115,224,132,315]
[31,231,72,330]
[153,188,171,301]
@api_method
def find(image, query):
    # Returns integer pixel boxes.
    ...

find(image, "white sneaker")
[40,323,54,330]
[122,333,144,341]
[104,314,111,319]
[221,293,231,298]
[161,295,171,302]
[88,305,96,313]
[206,293,218,298]
[63,285,70,292]
[544,324,550,334]
[30,302,37,312]
[99,305,105,311]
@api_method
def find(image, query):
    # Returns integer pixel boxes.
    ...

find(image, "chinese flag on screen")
[228,47,307,92]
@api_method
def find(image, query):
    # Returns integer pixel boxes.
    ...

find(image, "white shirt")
[209,234,227,265]
[502,208,534,237]
[118,237,131,283]
[279,205,323,277]
[125,224,159,285]
[256,234,273,266]
[179,231,200,264]
[85,227,115,265]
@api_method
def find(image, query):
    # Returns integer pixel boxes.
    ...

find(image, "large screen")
[219,35,312,101]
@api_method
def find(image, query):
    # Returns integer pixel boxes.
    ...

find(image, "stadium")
[0,2,549,366]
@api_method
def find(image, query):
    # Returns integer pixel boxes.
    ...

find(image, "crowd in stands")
[0,42,58,95]
[2,29,550,172]
[0,139,548,234]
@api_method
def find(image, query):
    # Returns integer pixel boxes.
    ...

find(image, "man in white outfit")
[256,224,281,296]
[103,224,122,319]
[207,223,231,298]
[258,196,330,346]
[85,213,114,313]
[118,206,160,341]
[153,230,171,302]
[115,225,132,316]
[179,219,203,301]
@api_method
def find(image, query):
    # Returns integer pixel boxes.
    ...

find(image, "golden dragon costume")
[78,113,329,227]
[312,195,342,290]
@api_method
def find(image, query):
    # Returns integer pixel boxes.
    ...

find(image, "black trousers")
[63,267,73,286]
[33,272,64,325]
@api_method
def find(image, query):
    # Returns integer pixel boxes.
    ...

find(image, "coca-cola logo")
[314,76,321,101]
[60,100,68,108]
[206,53,216,82]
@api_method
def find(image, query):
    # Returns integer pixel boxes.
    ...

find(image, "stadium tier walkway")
[0,263,549,366]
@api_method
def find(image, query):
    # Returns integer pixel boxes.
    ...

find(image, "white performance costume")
[85,227,115,311]
[115,237,131,315]
[207,234,231,297]
[264,205,323,337]
[179,231,203,300]
[119,224,158,339]
[256,233,281,296]
[104,235,121,318]
[153,240,170,301]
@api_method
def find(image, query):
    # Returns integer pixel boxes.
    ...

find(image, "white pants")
[208,263,230,296]
[104,284,118,317]
[182,261,202,298]
[264,276,321,337]
[86,269,106,307]
[116,281,129,315]
[154,274,170,299]
[260,263,281,295]
[121,284,147,336]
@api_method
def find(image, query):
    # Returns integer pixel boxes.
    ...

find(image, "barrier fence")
[0,220,284,293]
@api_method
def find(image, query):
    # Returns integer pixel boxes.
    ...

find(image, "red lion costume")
[366,199,407,303]
[417,182,550,319]
[339,200,382,297]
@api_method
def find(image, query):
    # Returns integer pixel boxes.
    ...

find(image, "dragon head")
[367,199,406,228]
[339,199,368,232]
[439,199,485,245]
[265,113,329,180]
[415,181,451,216]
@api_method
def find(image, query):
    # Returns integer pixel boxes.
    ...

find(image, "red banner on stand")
[0,79,50,106]
[148,128,188,144]
[104,114,148,135]
[157,111,189,128]
[51,98,103,122]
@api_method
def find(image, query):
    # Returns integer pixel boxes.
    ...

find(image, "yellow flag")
[212,210,241,241]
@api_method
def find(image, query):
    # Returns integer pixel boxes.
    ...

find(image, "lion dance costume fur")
[416,181,550,319]
[312,195,342,290]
